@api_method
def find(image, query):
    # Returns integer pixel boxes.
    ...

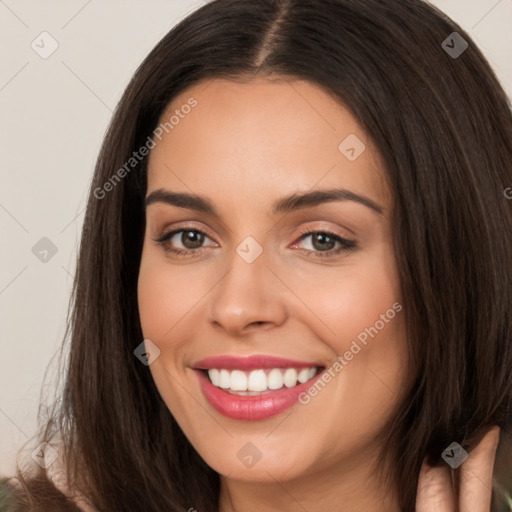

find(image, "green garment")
[493,482,512,511]
[0,478,14,511]
[492,427,512,511]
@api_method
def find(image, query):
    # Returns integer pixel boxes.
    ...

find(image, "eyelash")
[153,226,357,260]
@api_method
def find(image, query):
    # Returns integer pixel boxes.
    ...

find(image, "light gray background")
[1,0,511,476]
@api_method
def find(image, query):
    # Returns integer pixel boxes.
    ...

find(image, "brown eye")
[310,233,337,251]
[179,230,205,249]
[153,228,214,256]
[293,230,357,260]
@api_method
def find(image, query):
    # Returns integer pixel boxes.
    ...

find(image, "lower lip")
[194,369,322,421]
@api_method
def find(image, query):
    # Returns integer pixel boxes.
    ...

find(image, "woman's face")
[138,75,408,487]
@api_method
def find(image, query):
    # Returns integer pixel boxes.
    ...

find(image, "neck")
[217,451,401,512]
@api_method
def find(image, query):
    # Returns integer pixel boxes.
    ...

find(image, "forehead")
[146,76,391,214]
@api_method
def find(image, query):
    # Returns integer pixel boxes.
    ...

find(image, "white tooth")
[267,368,284,389]
[307,367,317,379]
[230,370,248,391]
[283,368,298,388]
[208,369,220,386]
[219,369,231,389]
[297,368,310,384]
[247,369,268,391]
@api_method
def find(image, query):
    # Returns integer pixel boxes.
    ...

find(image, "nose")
[207,244,288,337]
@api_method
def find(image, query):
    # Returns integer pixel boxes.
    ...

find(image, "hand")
[416,425,500,512]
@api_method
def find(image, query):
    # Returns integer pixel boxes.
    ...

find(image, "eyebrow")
[144,187,384,216]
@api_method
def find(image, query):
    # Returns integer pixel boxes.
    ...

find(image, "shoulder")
[1,443,97,512]
[0,441,99,512]
[45,444,98,512]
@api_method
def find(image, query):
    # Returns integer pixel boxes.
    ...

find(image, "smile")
[192,355,326,420]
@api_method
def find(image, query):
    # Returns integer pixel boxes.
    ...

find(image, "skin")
[136,75,499,511]
[416,426,500,511]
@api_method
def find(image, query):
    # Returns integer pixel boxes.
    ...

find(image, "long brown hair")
[4,0,512,510]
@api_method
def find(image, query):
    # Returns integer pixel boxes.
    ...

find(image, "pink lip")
[194,368,324,421]
[193,354,323,370]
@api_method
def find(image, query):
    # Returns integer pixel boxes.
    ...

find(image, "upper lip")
[192,355,325,371]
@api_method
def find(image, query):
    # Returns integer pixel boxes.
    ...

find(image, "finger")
[416,457,456,512]
[459,425,500,512]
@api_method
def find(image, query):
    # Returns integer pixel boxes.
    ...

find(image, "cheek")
[137,261,169,339]
[136,254,194,413]
[288,256,401,351]
[137,249,202,339]
[286,246,406,411]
